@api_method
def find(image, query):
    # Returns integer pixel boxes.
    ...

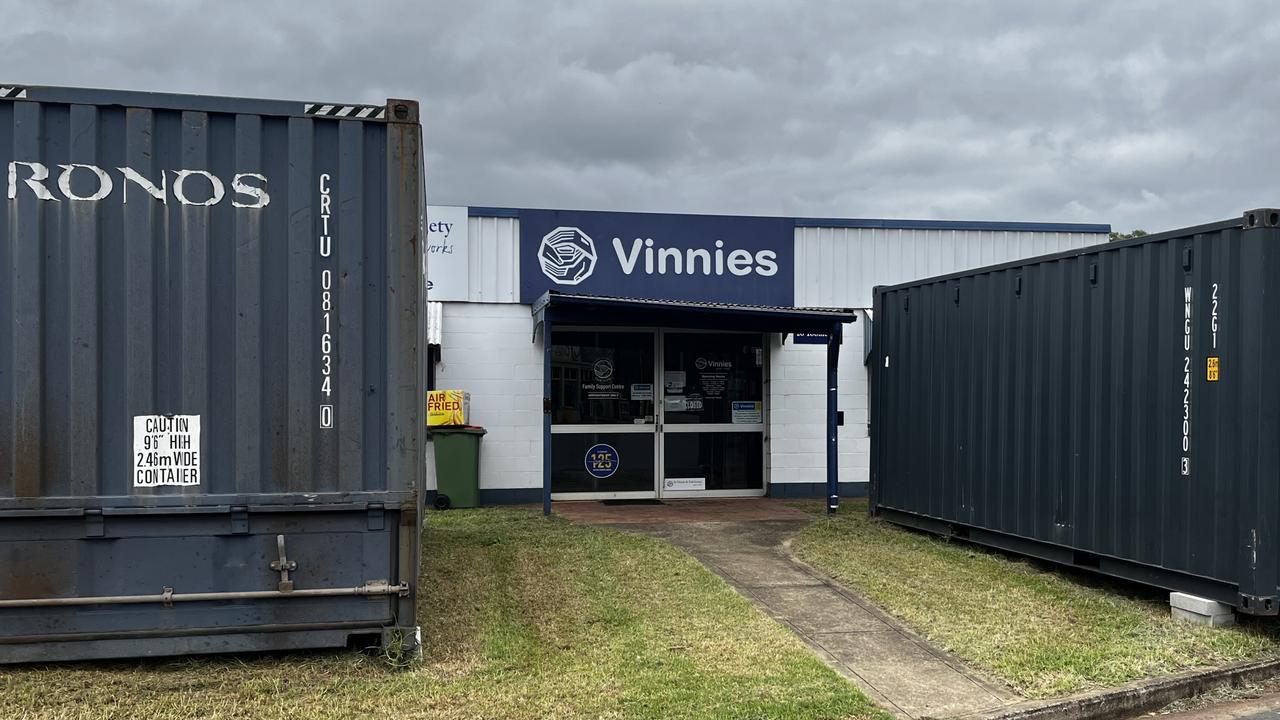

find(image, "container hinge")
[84,509,104,538]
[367,503,386,531]
[269,534,298,593]
[230,505,250,535]
[161,586,174,608]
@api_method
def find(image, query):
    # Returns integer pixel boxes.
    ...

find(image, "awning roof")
[531,291,856,336]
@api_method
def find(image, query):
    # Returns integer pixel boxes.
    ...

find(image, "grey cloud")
[4,0,1280,231]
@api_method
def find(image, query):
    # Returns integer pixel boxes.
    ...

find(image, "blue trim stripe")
[467,206,520,218]
[793,217,1111,233]
[463,206,1110,234]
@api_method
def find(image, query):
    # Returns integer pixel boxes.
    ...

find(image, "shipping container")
[0,85,426,662]
[870,210,1280,614]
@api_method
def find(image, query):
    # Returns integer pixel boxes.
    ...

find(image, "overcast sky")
[6,1,1279,231]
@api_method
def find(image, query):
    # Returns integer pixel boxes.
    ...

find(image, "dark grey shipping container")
[0,85,425,661]
[870,210,1280,614]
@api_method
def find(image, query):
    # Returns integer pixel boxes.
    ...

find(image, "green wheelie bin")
[431,426,486,510]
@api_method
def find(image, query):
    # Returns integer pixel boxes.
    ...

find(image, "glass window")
[662,333,765,424]
[552,432,655,493]
[552,331,655,425]
[663,432,764,491]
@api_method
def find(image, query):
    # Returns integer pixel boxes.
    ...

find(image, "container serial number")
[319,173,335,429]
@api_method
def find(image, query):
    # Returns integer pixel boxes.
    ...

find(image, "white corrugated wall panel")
[466,215,521,303]
[794,228,1107,308]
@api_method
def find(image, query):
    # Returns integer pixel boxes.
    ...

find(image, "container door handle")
[269,534,298,593]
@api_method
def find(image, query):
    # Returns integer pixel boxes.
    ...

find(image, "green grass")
[789,501,1280,699]
[0,508,885,720]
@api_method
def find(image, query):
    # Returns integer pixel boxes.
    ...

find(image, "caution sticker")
[133,415,201,487]
[1206,357,1220,382]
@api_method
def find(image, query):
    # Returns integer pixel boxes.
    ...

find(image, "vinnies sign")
[519,209,794,305]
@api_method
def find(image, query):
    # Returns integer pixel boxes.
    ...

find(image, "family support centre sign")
[518,209,795,305]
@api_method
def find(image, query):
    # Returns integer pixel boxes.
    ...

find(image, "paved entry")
[562,499,1019,719]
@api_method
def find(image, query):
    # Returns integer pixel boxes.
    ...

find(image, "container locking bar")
[0,582,410,609]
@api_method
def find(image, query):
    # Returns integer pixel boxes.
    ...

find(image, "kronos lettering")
[612,237,778,277]
[7,161,270,208]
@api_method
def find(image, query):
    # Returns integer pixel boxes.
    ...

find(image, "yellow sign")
[427,390,471,427]
[1207,357,1220,382]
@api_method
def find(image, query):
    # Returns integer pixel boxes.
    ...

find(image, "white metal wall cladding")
[461,217,1108,308]
[794,227,1106,308]
[465,215,520,302]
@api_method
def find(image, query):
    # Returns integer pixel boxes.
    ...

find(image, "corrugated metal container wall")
[794,226,1105,308]
[870,211,1280,613]
[0,85,425,661]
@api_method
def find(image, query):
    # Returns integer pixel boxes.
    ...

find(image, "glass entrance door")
[549,328,767,500]
[550,329,657,498]
[659,331,767,497]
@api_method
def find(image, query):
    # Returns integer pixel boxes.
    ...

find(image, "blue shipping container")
[0,85,426,662]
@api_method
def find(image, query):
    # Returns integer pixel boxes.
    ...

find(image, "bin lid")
[429,425,487,436]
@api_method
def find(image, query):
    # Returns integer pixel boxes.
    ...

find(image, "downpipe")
[0,581,409,609]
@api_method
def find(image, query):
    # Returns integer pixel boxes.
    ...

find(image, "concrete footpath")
[557,500,1019,719]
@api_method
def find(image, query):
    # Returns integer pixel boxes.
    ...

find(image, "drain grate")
[600,499,665,506]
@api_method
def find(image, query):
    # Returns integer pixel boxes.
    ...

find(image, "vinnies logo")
[539,227,598,285]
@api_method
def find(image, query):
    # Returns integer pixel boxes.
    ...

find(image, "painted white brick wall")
[430,303,543,491]
[768,320,869,486]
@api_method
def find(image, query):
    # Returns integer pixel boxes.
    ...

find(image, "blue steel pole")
[826,323,840,515]
[543,313,553,517]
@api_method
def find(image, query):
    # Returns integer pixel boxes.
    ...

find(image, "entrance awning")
[531,291,857,337]
[531,292,857,517]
